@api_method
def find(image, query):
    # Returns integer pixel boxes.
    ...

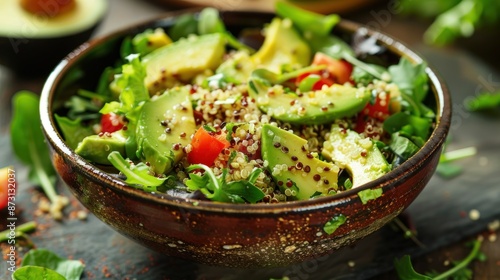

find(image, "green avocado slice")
[322,123,390,188]
[142,33,226,94]
[136,86,197,174]
[250,82,370,125]
[75,130,127,165]
[261,124,339,200]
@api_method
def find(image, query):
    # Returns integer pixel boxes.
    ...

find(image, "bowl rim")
[40,9,451,214]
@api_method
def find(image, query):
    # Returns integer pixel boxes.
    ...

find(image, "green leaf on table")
[20,249,84,280]
[11,91,58,203]
[466,92,500,111]
[394,255,432,280]
[12,266,66,280]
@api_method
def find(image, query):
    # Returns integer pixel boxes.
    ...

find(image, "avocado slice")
[75,130,127,165]
[252,18,311,73]
[249,82,371,125]
[136,86,196,174]
[261,124,339,200]
[216,17,311,84]
[322,123,390,188]
[142,33,226,94]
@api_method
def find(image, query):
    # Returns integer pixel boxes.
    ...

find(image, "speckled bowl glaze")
[40,10,451,268]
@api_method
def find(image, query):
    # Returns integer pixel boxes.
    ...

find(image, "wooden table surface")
[1,0,500,279]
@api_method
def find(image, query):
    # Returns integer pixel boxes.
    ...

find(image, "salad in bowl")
[55,3,434,204]
[40,3,449,267]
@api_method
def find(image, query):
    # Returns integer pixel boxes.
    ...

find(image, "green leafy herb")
[168,13,198,41]
[466,92,500,111]
[400,0,500,45]
[388,58,429,105]
[197,8,254,53]
[323,214,347,235]
[437,146,477,178]
[11,91,68,219]
[100,54,149,159]
[275,1,340,36]
[389,133,421,161]
[13,266,66,280]
[54,115,94,150]
[394,237,484,280]
[63,95,101,121]
[107,151,167,191]
[185,164,265,203]
[19,249,85,280]
[384,113,432,142]
[358,188,383,204]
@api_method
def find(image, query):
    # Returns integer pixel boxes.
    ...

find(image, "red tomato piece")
[361,92,391,121]
[100,113,125,133]
[0,167,13,210]
[312,53,353,84]
[187,127,230,166]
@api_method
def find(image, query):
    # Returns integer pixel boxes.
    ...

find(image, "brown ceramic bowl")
[39,10,451,268]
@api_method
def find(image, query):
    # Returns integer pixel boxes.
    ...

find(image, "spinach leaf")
[107,151,167,191]
[169,13,198,41]
[275,1,340,36]
[63,95,100,121]
[466,91,500,111]
[384,112,432,141]
[394,255,432,280]
[323,214,347,235]
[13,266,66,280]
[358,188,383,204]
[389,133,421,161]
[54,115,94,150]
[20,249,85,280]
[197,7,254,53]
[394,238,484,280]
[388,58,429,104]
[11,91,58,204]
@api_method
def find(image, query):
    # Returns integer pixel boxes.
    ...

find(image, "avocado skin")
[250,83,371,125]
[322,123,390,188]
[261,124,339,200]
[75,130,127,165]
[136,87,196,175]
[0,24,99,77]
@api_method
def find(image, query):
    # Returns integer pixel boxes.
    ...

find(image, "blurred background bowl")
[39,9,451,268]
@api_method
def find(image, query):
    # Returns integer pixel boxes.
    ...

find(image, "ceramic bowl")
[39,10,451,268]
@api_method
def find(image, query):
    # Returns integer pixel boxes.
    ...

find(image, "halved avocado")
[0,0,107,76]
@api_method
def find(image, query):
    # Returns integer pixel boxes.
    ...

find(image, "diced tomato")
[100,113,125,133]
[355,92,390,138]
[311,52,353,84]
[295,73,335,92]
[187,127,230,166]
[361,92,391,121]
[0,167,14,210]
